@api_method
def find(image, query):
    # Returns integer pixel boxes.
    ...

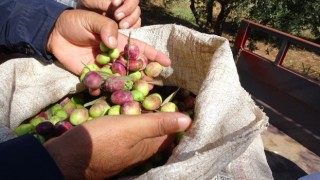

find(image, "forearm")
[0,0,69,61]
[0,135,64,179]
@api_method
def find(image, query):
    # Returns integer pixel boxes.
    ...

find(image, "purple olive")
[124,43,140,60]
[183,96,196,109]
[111,90,133,105]
[53,120,73,137]
[111,60,127,76]
[104,76,126,92]
[36,121,54,136]
[137,55,149,71]
[83,71,102,89]
[128,59,143,71]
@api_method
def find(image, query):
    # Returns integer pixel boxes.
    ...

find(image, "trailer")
[233,19,320,179]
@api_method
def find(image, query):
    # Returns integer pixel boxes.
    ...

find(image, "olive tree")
[190,0,250,35]
[242,0,320,40]
[190,0,320,40]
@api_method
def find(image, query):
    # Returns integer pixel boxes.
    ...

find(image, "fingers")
[124,112,191,140]
[112,0,124,7]
[138,42,171,67]
[145,45,171,67]
[138,133,175,153]
[89,88,101,96]
[122,112,191,159]
[94,112,191,141]
[130,17,142,29]
[114,0,141,29]
[80,0,112,12]
[118,8,141,29]
[113,0,139,21]
[92,112,190,158]
[85,10,119,49]
[118,34,171,67]
[79,0,141,29]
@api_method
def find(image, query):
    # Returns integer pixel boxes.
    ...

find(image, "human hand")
[44,112,192,179]
[47,9,170,76]
[77,0,141,29]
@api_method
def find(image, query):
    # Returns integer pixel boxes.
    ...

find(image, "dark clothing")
[0,0,69,179]
[0,0,68,61]
[0,135,64,179]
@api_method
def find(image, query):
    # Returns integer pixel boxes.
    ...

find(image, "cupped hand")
[47,9,118,75]
[77,0,141,29]
[47,9,170,76]
[44,112,192,179]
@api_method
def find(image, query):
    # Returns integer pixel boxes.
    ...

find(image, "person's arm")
[0,134,64,180]
[44,112,191,179]
[0,0,69,61]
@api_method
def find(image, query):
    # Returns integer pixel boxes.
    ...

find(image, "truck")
[233,19,320,179]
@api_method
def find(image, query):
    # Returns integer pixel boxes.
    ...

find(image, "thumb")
[129,112,192,140]
[85,11,119,49]
[112,0,123,7]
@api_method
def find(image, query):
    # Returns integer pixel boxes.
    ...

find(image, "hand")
[47,9,170,76]
[77,0,141,29]
[44,112,192,179]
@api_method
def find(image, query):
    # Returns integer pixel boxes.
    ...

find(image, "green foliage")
[243,0,320,39]
[188,0,320,40]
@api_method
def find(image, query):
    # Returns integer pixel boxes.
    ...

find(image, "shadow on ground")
[140,2,200,31]
[265,150,307,180]
[140,2,239,43]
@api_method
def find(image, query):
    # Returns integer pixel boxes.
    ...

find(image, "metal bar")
[242,19,320,54]
[233,20,251,57]
[274,40,290,66]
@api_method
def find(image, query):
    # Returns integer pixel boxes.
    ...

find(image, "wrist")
[46,29,53,54]
[44,136,87,179]
[43,140,65,176]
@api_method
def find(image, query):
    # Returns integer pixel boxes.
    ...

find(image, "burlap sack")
[0,24,273,179]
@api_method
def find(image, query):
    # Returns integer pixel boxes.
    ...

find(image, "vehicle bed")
[233,19,320,179]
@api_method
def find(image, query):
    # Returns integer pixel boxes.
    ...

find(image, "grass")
[168,7,196,23]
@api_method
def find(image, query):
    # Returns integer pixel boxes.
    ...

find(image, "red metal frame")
[233,19,320,110]
[233,20,320,155]
[234,20,320,69]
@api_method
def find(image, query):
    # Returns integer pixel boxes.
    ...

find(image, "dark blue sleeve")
[0,135,64,179]
[0,0,69,61]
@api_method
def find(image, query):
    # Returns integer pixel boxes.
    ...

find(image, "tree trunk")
[214,5,223,35]
[206,0,214,28]
[214,0,231,35]
[190,0,200,25]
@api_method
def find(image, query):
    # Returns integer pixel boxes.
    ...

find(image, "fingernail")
[113,0,122,6]
[108,36,117,48]
[121,22,129,29]
[116,12,125,20]
[177,116,191,131]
